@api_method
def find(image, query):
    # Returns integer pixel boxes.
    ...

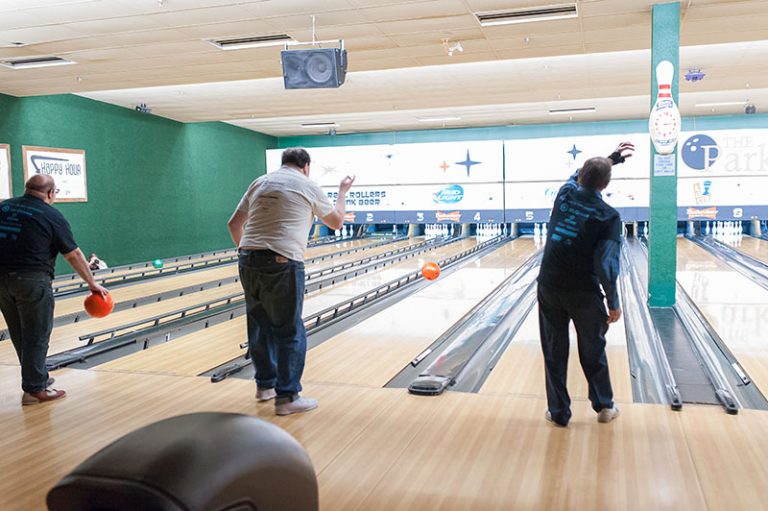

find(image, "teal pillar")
[648,2,680,307]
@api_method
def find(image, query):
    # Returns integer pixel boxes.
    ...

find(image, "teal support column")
[648,2,680,307]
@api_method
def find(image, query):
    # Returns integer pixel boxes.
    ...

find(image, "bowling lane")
[2,237,421,361]
[0,281,247,364]
[54,248,237,284]
[93,237,480,377]
[301,238,538,387]
[735,235,768,264]
[478,301,633,403]
[0,237,398,332]
[303,237,480,316]
[677,238,768,393]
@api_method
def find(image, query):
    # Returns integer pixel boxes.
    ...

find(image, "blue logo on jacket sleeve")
[433,185,464,204]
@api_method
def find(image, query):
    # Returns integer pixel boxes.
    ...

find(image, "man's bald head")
[25,174,57,203]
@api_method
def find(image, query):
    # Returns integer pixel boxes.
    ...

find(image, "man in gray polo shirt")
[228,147,354,415]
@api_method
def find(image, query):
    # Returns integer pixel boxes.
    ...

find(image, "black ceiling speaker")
[281,48,347,89]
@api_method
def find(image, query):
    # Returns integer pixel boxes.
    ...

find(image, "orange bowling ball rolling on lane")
[84,291,114,318]
[421,262,441,280]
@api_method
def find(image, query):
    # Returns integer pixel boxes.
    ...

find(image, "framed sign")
[22,146,87,202]
[0,144,10,200]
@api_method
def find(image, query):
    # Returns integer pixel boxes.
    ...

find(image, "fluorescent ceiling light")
[418,116,462,122]
[0,56,75,69]
[301,122,338,128]
[476,3,578,26]
[206,34,295,50]
[694,101,747,108]
[548,107,596,115]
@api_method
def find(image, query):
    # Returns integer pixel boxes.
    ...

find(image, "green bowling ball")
[152,259,164,269]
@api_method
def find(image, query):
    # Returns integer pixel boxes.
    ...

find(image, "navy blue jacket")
[537,171,622,310]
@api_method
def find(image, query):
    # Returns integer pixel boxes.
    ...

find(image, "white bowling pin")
[649,60,681,155]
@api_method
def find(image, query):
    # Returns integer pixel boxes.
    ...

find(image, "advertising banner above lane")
[267,140,504,187]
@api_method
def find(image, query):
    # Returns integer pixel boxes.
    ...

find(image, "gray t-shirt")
[236,166,335,262]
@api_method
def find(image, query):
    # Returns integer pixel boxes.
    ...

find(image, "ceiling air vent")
[206,34,295,50]
[0,55,75,69]
[476,3,578,26]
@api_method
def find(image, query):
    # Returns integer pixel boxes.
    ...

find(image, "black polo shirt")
[0,195,78,277]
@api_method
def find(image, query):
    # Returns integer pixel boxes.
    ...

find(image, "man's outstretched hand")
[608,142,635,165]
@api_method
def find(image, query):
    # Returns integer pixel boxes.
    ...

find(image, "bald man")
[0,174,108,405]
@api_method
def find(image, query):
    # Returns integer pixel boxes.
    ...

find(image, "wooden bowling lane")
[478,302,633,404]
[92,237,481,377]
[302,238,538,387]
[734,235,768,264]
[0,237,398,333]
[302,237,480,316]
[8,365,767,511]
[677,238,768,394]
[0,281,248,365]
[42,237,418,367]
[54,248,238,284]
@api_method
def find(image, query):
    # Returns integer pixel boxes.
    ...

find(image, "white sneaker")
[255,388,277,402]
[597,406,620,423]
[275,396,317,416]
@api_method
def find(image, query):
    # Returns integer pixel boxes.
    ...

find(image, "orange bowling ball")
[84,291,114,318]
[421,262,441,280]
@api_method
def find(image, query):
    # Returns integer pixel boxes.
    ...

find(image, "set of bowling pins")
[477,223,504,239]
[334,225,355,238]
[425,223,451,238]
[705,221,743,246]
[533,223,548,245]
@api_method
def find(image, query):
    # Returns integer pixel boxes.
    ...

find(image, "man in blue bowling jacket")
[537,141,635,427]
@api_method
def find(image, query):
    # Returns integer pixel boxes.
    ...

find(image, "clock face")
[649,100,681,144]
[652,110,679,138]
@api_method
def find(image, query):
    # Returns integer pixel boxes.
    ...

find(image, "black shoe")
[545,411,568,427]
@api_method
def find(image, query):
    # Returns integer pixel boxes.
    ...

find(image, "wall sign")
[23,146,88,202]
[0,144,10,200]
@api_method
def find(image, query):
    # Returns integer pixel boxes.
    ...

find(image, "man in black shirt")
[537,142,634,427]
[0,174,108,405]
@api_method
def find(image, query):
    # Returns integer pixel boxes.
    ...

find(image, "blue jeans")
[0,272,54,393]
[537,282,614,426]
[238,250,306,399]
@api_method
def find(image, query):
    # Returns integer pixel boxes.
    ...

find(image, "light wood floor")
[677,238,768,394]
[735,235,768,264]
[2,237,768,510]
[303,239,536,387]
[2,364,767,511]
[0,237,384,332]
[54,247,238,284]
[480,302,633,404]
[93,237,479,377]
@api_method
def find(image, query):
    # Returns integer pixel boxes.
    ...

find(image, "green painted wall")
[0,93,276,274]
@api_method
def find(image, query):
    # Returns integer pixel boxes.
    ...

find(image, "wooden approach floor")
[2,366,768,511]
[2,237,768,510]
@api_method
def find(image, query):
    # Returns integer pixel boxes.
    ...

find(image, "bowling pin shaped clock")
[649,60,681,154]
